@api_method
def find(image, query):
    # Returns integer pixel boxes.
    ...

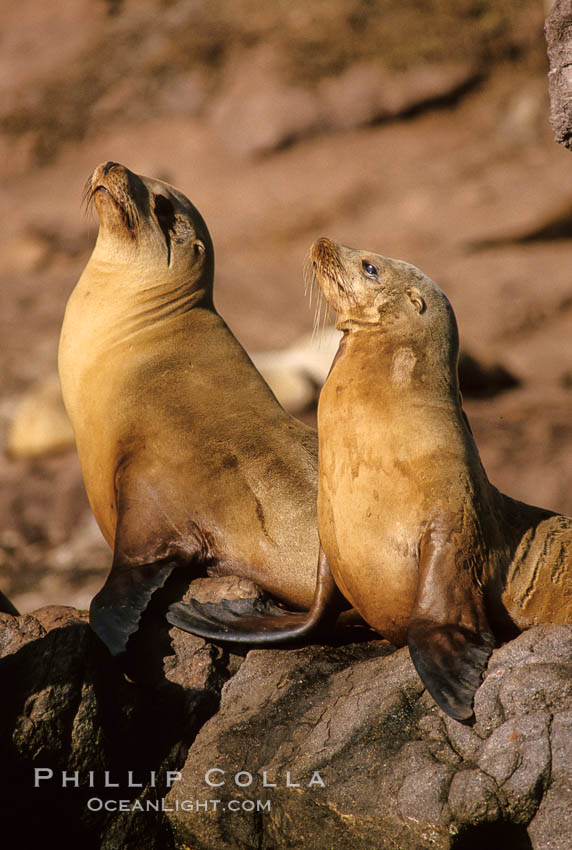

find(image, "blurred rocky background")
[1,0,571,615]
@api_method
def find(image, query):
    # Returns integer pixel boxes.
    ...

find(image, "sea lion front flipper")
[0,590,19,616]
[408,521,495,722]
[167,547,344,644]
[89,469,197,656]
[90,559,177,657]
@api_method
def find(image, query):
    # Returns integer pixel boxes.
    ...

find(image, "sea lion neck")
[331,326,461,407]
[79,249,213,338]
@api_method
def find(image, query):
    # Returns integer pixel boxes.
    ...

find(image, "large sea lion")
[58,163,346,657]
[175,236,572,722]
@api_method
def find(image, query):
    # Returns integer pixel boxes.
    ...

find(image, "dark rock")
[167,626,572,850]
[448,769,501,824]
[1,608,570,850]
[546,0,572,150]
[0,606,228,850]
[528,709,572,850]
[477,713,551,823]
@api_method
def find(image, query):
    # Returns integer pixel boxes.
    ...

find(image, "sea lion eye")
[362,261,378,277]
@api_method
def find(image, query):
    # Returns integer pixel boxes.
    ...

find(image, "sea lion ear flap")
[192,240,206,260]
[406,287,426,314]
[407,520,495,723]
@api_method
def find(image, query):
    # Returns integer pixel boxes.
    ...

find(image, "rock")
[478,713,551,823]
[319,62,479,131]
[3,228,54,273]
[184,575,265,605]
[0,606,230,850]
[251,326,341,412]
[167,625,572,850]
[0,589,19,616]
[546,0,572,150]
[458,350,519,398]
[448,769,502,824]
[528,708,572,850]
[468,194,572,248]
[1,608,570,849]
[496,81,548,146]
[209,47,479,159]
[208,46,321,158]
[5,373,75,459]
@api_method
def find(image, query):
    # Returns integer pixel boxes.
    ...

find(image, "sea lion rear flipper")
[167,547,343,644]
[90,560,177,656]
[167,595,304,643]
[408,521,495,722]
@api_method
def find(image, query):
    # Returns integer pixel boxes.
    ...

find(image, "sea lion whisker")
[302,253,314,300]
[82,177,97,217]
[303,253,330,337]
[309,267,333,337]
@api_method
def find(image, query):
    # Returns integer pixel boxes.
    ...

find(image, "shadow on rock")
[0,606,227,850]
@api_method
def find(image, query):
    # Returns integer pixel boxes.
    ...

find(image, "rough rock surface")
[168,625,572,850]
[1,607,569,850]
[0,605,228,850]
[546,0,572,150]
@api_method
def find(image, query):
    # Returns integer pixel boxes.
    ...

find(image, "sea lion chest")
[317,336,471,644]
[60,288,319,606]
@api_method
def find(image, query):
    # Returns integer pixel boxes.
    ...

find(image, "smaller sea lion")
[182,237,572,722]
[312,237,572,720]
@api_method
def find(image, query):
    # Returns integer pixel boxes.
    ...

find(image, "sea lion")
[313,237,572,719]
[58,162,347,657]
[178,236,572,722]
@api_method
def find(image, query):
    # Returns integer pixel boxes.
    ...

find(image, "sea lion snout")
[102,161,120,176]
[311,236,340,265]
[307,236,355,314]
[88,161,151,242]
[91,161,147,205]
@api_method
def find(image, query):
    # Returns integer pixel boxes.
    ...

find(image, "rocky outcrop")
[169,626,572,850]
[0,606,570,850]
[546,0,572,150]
[0,605,227,850]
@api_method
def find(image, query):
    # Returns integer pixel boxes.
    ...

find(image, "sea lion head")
[308,237,459,366]
[87,161,214,298]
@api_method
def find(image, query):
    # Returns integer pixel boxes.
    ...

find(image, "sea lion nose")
[103,161,120,175]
